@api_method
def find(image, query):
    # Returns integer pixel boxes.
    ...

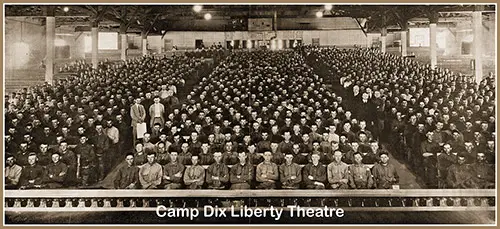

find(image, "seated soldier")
[256,151,279,189]
[206,152,229,189]
[139,152,162,189]
[436,143,457,188]
[302,153,327,189]
[327,150,349,189]
[163,151,185,189]
[222,141,238,165]
[371,151,399,189]
[19,153,44,189]
[292,143,309,165]
[5,154,22,189]
[183,155,205,189]
[229,152,254,190]
[279,153,302,189]
[446,154,478,189]
[470,152,494,189]
[348,152,374,189]
[114,153,140,189]
[198,142,214,166]
[156,142,170,166]
[179,143,193,166]
[133,143,147,166]
[43,151,68,189]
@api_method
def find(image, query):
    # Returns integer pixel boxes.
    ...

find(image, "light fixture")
[63,6,69,12]
[324,4,333,11]
[193,5,202,13]
[204,13,212,20]
[316,11,323,18]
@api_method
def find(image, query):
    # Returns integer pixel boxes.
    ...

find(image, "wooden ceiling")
[5,5,496,33]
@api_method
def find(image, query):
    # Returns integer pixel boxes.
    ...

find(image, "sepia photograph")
[3,3,497,225]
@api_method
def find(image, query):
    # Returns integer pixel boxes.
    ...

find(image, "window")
[409,28,430,47]
[84,32,119,52]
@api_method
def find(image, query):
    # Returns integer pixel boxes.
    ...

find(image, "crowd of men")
[305,46,495,189]
[5,46,495,190]
[5,54,204,189]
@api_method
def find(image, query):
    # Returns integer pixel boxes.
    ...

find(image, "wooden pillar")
[400,22,408,57]
[141,31,148,56]
[380,27,387,54]
[429,12,438,69]
[91,21,99,69]
[45,14,55,84]
[120,24,127,61]
[472,9,483,83]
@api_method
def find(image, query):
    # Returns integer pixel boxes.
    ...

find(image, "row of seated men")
[304,47,496,188]
[5,134,492,189]
[6,148,398,190]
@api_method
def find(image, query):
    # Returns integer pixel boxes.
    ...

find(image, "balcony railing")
[5,189,495,212]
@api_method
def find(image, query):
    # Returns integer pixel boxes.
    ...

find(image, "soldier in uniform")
[92,124,111,181]
[114,153,140,189]
[59,141,77,187]
[436,143,457,188]
[19,153,44,189]
[446,154,478,189]
[348,152,374,189]
[183,155,205,189]
[163,151,185,189]
[139,152,163,189]
[371,151,399,189]
[279,153,302,189]
[43,152,68,189]
[256,151,279,189]
[75,135,96,187]
[327,150,349,189]
[470,152,494,189]
[302,153,327,189]
[229,152,254,190]
[206,152,229,189]
[5,154,22,189]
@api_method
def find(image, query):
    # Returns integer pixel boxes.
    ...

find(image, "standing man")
[149,97,165,130]
[75,135,96,187]
[92,124,111,181]
[114,153,140,189]
[327,150,349,189]
[371,151,399,189]
[139,152,162,189]
[130,98,146,146]
[105,120,120,167]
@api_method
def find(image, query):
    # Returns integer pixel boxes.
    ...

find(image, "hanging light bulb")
[204,13,212,20]
[316,11,323,18]
[324,4,333,11]
[193,5,202,13]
